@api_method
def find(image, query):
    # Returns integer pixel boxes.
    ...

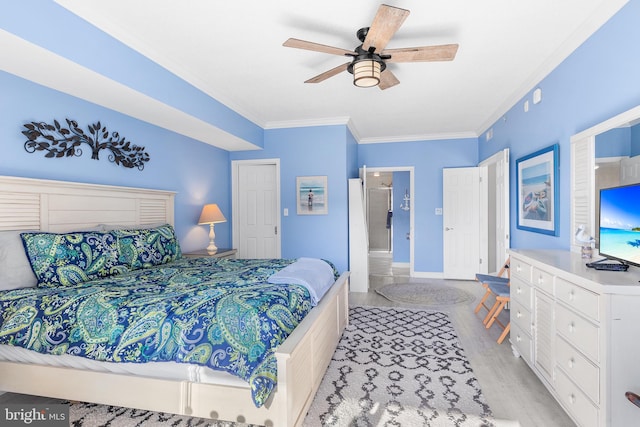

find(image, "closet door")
[443,167,480,279]
[233,161,280,259]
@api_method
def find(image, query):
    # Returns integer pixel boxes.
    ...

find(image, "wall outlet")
[435,208,443,215]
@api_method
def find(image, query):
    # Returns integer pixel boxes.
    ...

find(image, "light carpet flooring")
[358,252,576,427]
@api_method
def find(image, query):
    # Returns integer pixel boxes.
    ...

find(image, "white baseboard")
[412,271,445,279]
[391,262,409,268]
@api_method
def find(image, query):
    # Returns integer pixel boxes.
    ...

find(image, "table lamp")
[198,203,226,254]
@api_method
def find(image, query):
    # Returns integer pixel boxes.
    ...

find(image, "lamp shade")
[198,204,226,225]
[353,59,381,88]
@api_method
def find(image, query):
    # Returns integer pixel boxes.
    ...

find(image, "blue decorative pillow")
[20,231,129,287]
[111,224,181,270]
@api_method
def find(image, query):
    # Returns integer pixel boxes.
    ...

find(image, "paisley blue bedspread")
[0,257,322,407]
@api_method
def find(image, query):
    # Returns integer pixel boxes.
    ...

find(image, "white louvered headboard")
[0,176,175,232]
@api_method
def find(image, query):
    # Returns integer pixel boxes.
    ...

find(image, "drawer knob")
[569,290,575,301]
[517,311,523,318]
[568,358,575,369]
[569,394,576,404]
[517,287,522,294]
[568,322,576,333]
[516,335,522,342]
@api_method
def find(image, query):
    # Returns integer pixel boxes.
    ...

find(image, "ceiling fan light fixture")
[352,59,381,88]
[284,5,458,89]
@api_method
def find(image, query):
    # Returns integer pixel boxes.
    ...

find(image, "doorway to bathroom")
[364,167,414,275]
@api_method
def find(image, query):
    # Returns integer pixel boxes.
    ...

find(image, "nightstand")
[182,248,237,259]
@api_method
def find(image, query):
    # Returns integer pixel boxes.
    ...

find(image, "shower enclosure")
[367,186,392,252]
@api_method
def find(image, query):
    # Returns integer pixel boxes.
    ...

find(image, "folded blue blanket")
[268,257,335,306]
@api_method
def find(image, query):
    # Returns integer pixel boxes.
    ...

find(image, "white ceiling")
[44,1,626,146]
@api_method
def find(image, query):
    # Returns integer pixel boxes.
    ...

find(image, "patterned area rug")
[67,306,494,426]
[375,282,475,306]
[304,305,494,426]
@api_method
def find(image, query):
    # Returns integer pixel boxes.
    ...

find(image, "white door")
[443,167,481,279]
[232,160,280,258]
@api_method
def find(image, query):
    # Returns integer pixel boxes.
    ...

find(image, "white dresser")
[509,249,640,427]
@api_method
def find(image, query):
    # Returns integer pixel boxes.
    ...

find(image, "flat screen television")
[598,183,640,267]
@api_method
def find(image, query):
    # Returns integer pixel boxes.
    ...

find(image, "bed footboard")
[0,272,350,427]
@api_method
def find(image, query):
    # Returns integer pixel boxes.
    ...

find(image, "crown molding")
[264,116,351,130]
[359,131,478,144]
[265,116,476,143]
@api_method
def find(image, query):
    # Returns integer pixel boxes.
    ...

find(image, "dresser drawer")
[555,369,599,427]
[511,299,532,334]
[511,277,532,308]
[556,277,600,321]
[555,304,600,362]
[532,266,554,295]
[510,322,532,365]
[556,335,600,403]
[511,257,532,282]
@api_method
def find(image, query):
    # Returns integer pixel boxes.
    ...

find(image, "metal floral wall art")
[22,119,150,170]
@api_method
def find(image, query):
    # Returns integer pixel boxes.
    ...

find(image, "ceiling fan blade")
[305,62,350,84]
[378,69,400,90]
[283,38,354,57]
[362,4,410,53]
[384,44,459,63]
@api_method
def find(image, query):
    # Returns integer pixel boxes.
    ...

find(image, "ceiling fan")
[283,4,458,90]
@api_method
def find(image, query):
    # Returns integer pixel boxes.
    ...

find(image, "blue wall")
[595,122,640,159]
[479,0,640,251]
[632,124,640,157]
[596,127,631,158]
[230,125,353,273]
[358,138,478,272]
[1,71,231,253]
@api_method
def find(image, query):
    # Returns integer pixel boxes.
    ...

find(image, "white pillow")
[0,230,38,290]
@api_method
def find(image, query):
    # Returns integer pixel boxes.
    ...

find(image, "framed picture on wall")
[516,143,559,235]
[297,175,328,215]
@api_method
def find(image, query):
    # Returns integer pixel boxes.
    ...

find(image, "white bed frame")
[0,175,350,427]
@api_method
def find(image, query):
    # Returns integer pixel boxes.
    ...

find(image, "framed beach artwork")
[297,175,328,215]
[516,144,559,235]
